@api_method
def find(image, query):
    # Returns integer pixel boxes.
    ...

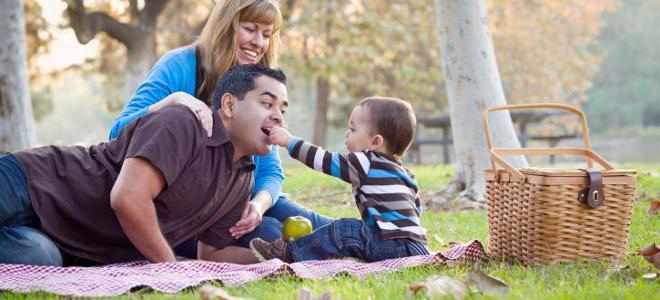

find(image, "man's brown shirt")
[13,105,254,264]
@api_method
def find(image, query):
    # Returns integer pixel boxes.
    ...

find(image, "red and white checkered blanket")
[0,240,485,297]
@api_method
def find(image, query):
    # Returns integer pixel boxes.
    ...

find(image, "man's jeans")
[288,218,429,262]
[0,154,63,266]
[174,194,334,258]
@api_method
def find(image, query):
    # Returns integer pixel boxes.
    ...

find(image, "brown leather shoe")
[249,237,291,262]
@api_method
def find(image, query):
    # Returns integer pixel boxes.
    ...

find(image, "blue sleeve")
[252,145,285,204]
[108,47,196,140]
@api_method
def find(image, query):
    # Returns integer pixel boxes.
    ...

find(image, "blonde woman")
[108,0,332,263]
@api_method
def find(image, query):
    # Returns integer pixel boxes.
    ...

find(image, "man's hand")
[268,126,293,148]
[229,201,262,239]
[110,157,174,263]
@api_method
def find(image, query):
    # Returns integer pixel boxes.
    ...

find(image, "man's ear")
[220,93,236,118]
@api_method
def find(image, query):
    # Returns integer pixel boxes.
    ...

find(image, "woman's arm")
[252,145,285,205]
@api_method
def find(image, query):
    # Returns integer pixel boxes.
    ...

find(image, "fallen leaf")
[467,268,509,296]
[408,275,468,299]
[433,234,445,244]
[298,287,333,300]
[642,273,659,280]
[640,244,660,256]
[199,285,251,300]
[649,201,660,215]
[639,244,660,269]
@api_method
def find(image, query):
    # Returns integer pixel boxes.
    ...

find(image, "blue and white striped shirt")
[289,138,427,243]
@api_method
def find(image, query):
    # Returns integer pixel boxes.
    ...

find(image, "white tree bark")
[0,0,35,152]
[435,0,527,206]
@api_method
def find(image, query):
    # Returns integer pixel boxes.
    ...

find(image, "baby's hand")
[269,126,293,148]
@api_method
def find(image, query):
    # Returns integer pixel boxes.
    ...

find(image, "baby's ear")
[370,134,384,148]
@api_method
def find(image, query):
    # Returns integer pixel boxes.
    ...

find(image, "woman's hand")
[229,201,263,239]
[149,92,213,137]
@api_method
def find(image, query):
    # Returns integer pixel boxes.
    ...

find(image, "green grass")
[2,164,658,299]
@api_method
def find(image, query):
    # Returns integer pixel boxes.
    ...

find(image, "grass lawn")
[2,164,658,299]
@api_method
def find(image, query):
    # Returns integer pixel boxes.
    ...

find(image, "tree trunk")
[65,0,167,99]
[434,0,527,208]
[312,77,330,147]
[0,0,35,152]
[124,33,157,98]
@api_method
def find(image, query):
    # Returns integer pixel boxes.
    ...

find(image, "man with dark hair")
[0,64,288,266]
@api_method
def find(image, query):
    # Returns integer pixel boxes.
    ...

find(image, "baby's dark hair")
[213,64,287,110]
[358,97,416,158]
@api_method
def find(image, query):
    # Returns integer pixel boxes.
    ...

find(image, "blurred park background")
[16,0,660,164]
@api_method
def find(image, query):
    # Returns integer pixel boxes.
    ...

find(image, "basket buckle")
[578,169,604,208]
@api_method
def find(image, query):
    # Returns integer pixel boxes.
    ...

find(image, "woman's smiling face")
[235,21,274,64]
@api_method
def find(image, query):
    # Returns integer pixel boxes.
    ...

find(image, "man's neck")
[220,115,243,163]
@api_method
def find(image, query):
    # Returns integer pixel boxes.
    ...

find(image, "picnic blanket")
[0,240,485,297]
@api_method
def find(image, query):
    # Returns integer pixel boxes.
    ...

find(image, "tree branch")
[281,0,297,22]
[129,0,139,21]
[65,0,139,45]
[139,0,169,29]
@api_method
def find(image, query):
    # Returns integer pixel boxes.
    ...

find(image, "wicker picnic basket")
[483,103,636,264]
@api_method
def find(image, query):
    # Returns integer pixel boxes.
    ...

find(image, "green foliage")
[279,1,446,124]
[489,0,617,105]
[22,1,619,142]
[585,0,660,132]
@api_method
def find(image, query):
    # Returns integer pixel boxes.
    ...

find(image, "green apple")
[282,216,313,241]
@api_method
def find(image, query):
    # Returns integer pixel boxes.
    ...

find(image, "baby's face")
[345,105,376,152]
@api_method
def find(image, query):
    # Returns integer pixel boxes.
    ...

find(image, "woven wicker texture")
[482,104,636,264]
[485,170,635,264]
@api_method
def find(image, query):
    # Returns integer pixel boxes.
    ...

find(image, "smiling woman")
[105,0,333,265]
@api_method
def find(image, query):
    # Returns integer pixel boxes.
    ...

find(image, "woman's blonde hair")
[196,0,282,103]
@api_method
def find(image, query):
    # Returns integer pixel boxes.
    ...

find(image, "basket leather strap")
[578,169,605,208]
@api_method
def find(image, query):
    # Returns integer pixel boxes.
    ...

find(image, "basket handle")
[490,147,614,180]
[483,103,593,171]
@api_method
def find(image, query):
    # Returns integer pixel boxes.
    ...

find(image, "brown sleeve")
[198,199,248,249]
[125,105,202,187]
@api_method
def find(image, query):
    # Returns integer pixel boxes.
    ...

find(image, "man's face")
[230,75,288,156]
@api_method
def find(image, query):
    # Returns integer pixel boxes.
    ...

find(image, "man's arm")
[198,241,259,264]
[110,157,174,263]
